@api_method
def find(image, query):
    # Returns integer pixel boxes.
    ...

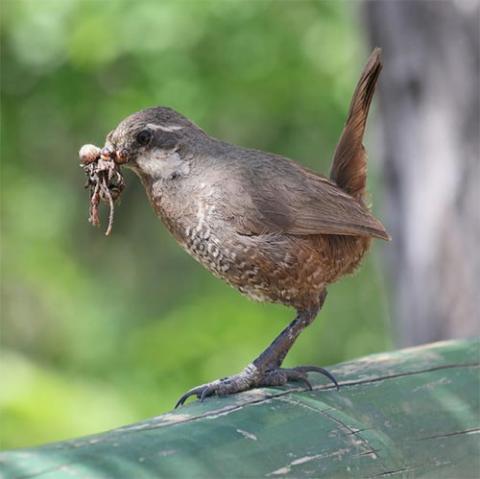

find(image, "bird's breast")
[178,200,235,277]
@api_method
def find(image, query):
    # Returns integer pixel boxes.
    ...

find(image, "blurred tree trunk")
[364,0,480,346]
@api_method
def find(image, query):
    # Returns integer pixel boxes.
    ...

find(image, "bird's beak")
[115,148,130,165]
[101,144,130,165]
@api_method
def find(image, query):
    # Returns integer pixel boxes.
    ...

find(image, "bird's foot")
[175,364,338,408]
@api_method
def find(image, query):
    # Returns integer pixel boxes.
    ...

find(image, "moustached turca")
[79,48,389,408]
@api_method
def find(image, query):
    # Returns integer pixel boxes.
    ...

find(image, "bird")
[97,48,389,407]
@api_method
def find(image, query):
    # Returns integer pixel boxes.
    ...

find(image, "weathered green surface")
[1,340,479,479]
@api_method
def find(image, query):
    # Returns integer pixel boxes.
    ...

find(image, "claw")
[174,393,192,409]
[294,366,340,390]
[175,386,204,408]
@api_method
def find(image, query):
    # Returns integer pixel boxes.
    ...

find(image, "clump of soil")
[79,144,125,236]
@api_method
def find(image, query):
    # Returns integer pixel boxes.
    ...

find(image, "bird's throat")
[135,148,190,181]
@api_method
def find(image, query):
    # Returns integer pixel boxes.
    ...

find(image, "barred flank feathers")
[330,48,382,201]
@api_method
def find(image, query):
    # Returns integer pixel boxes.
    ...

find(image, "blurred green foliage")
[0,0,392,449]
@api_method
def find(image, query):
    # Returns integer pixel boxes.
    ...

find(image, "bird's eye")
[136,129,152,146]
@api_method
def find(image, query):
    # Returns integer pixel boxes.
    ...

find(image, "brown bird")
[95,48,389,407]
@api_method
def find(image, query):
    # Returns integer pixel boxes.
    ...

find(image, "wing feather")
[223,152,389,240]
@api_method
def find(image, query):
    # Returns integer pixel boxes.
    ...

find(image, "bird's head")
[102,106,206,181]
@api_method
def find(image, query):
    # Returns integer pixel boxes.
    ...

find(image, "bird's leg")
[253,304,321,372]
[175,290,337,408]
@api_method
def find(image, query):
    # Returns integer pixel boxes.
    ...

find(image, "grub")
[79,144,125,235]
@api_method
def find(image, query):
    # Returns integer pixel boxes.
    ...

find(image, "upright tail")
[330,48,382,202]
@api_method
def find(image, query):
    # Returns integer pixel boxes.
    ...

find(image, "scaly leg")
[175,290,338,408]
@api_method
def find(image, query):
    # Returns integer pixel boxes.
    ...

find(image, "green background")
[0,0,392,450]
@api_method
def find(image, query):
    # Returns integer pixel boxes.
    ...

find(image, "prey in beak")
[79,143,126,235]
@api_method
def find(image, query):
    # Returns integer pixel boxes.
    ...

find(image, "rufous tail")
[330,48,382,202]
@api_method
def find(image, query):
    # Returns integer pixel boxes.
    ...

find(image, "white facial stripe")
[147,123,184,132]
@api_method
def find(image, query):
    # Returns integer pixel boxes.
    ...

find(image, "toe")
[258,369,287,387]
[259,368,313,390]
[200,383,219,402]
[282,369,313,390]
[174,371,257,408]
[257,366,338,392]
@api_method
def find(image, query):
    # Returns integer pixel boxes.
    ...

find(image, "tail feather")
[330,48,382,201]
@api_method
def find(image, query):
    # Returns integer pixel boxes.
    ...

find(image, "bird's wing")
[222,152,389,240]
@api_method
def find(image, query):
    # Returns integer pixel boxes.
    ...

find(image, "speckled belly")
[177,218,370,310]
